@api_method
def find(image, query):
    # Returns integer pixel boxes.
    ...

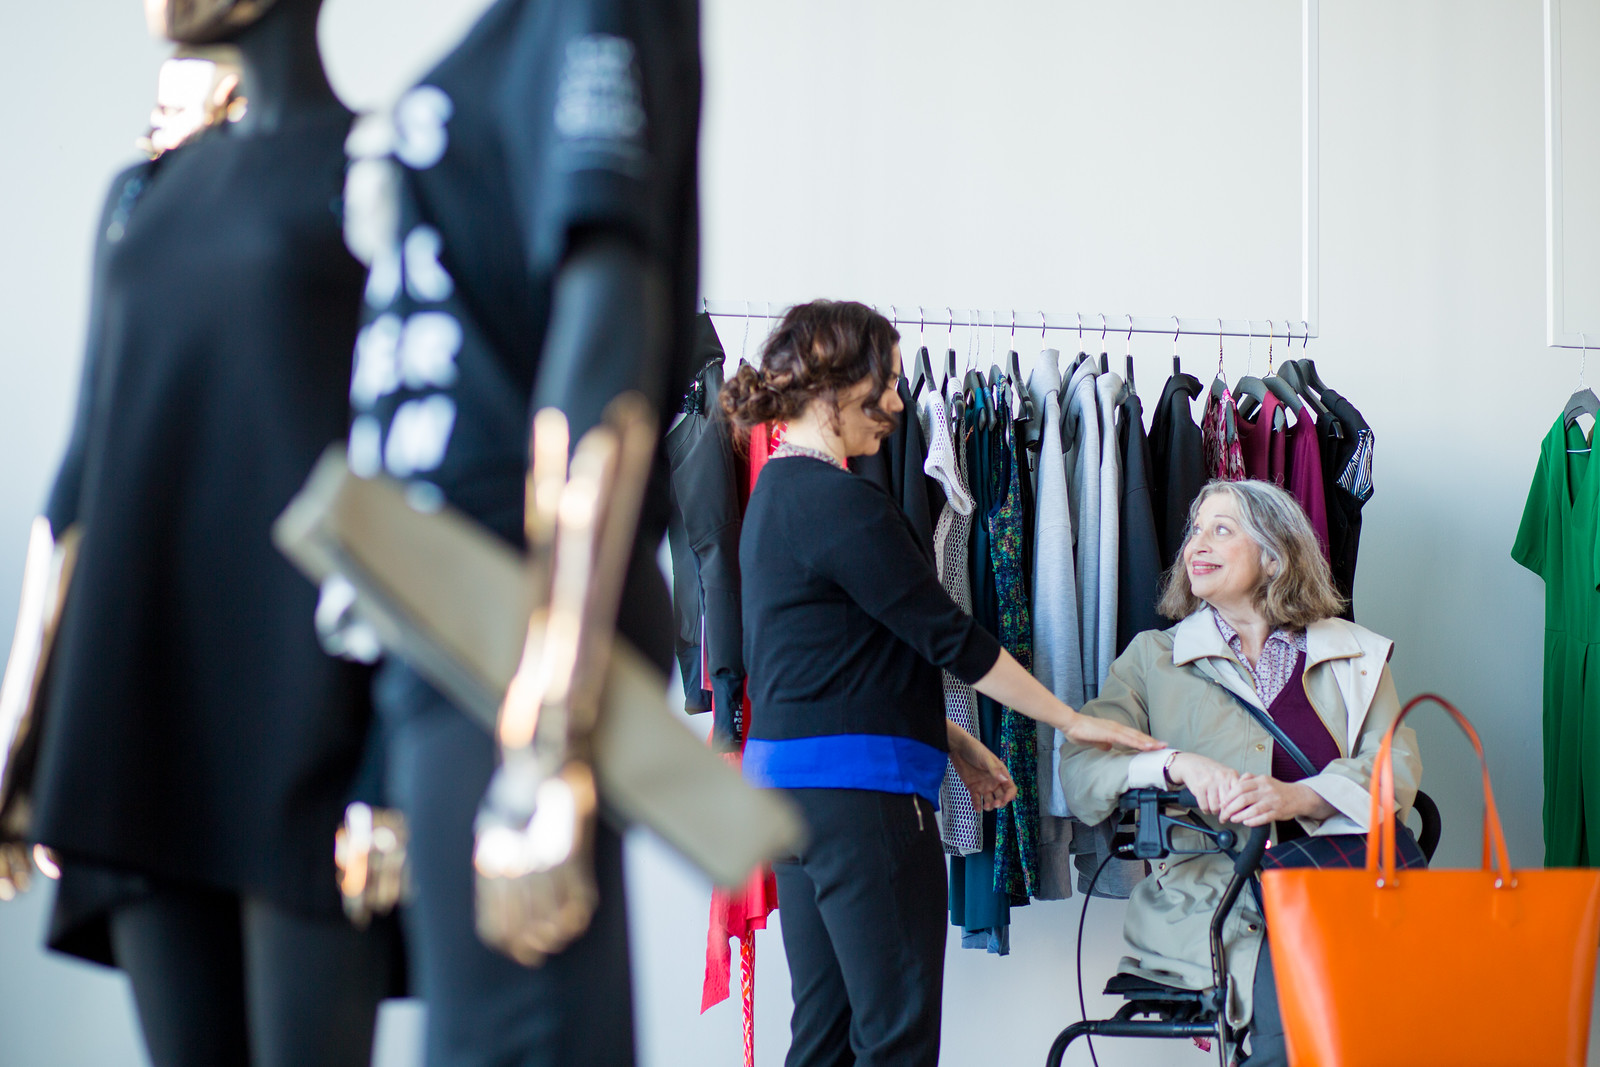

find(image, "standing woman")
[723,301,1160,1066]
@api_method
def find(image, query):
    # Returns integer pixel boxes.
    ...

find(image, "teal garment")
[950,390,1022,946]
[1512,415,1600,866]
[990,408,1041,898]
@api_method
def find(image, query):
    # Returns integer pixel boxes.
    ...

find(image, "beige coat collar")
[1170,607,1394,745]
[1171,606,1374,668]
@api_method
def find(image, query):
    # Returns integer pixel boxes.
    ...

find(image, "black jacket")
[849,378,940,555]
[1116,389,1164,652]
[665,314,727,711]
[674,405,748,746]
[1317,391,1372,621]
[1149,375,1206,571]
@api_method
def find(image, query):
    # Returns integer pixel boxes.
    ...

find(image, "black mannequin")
[33,3,398,1065]
[345,1,702,1063]
[535,231,669,438]
[224,0,337,135]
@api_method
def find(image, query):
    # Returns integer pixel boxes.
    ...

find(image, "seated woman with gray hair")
[1059,479,1422,1067]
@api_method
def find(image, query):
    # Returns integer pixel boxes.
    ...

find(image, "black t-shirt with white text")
[346,0,701,551]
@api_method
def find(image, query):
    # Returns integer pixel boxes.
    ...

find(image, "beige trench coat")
[1058,607,1422,1025]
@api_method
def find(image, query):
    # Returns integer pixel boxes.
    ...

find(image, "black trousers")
[773,788,947,1067]
[377,661,635,1067]
[108,885,395,1067]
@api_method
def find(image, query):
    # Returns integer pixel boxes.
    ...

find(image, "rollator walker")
[1045,786,1442,1067]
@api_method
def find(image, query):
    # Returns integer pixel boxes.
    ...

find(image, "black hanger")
[1262,375,1301,431]
[1168,321,1203,400]
[1284,325,1335,402]
[1293,358,1333,398]
[1231,322,1267,421]
[1207,322,1225,394]
[1008,350,1035,422]
[1254,323,1303,429]
[1276,361,1329,419]
[1288,357,1344,439]
[1204,323,1237,441]
[986,365,1001,426]
[1098,351,1109,375]
[1233,372,1268,420]
[1249,329,1295,427]
[1117,316,1138,398]
[1171,356,1203,400]
[991,364,1011,428]
[911,345,934,400]
[963,369,987,431]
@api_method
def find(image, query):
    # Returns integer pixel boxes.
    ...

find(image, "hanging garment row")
[666,311,1377,967]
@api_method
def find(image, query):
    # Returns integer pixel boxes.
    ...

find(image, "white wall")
[0,2,1593,1065]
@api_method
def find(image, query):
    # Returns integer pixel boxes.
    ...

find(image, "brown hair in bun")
[719,300,900,438]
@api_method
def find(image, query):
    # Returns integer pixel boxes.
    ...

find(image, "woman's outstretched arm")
[973,649,1162,753]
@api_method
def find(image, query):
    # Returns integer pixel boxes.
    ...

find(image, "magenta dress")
[1286,407,1331,560]
[1237,390,1289,486]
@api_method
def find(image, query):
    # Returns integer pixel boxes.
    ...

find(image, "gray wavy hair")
[1157,479,1346,628]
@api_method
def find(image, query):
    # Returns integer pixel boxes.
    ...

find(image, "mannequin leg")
[242,896,396,1067]
[379,661,636,1067]
[108,886,250,1067]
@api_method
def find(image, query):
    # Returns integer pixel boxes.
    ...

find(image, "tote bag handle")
[1365,693,1512,887]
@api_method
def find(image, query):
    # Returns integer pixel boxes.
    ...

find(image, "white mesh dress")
[920,390,982,855]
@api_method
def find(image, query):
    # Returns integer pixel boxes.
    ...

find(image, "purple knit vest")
[1267,651,1342,781]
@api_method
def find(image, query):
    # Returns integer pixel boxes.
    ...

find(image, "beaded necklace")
[771,441,848,471]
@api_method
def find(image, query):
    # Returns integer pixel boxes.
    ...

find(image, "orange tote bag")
[1262,694,1600,1067]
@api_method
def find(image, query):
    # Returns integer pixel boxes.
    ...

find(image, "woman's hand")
[1219,774,1338,827]
[1168,753,1241,816]
[971,651,1160,753]
[1059,711,1165,754]
[947,723,1017,811]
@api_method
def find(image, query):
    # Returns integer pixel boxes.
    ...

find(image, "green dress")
[1512,415,1600,866]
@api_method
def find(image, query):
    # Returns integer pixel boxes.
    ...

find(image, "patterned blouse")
[1201,388,1247,482]
[1212,612,1308,707]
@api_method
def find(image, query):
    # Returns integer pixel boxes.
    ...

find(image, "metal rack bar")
[701,302,1317,344]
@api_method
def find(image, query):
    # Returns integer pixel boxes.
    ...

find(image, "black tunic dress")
[33,107,375,961]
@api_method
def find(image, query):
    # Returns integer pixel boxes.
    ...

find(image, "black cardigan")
[739,456,1001,750]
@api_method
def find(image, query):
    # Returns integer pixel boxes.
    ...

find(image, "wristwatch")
[1160,749,1181,790]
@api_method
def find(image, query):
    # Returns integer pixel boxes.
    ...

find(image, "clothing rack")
[701,301,1319,346]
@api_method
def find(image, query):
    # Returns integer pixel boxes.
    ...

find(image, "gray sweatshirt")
[1094,371,1125,691]
[1062,358,1102,695]
[1028,352,1089,844]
